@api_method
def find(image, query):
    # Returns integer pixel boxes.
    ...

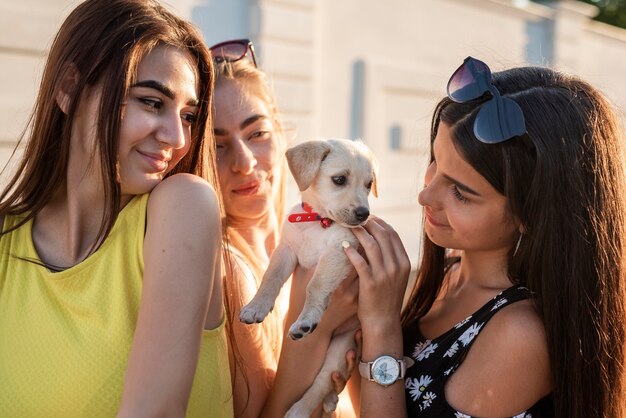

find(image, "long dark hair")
[0,0,217,251]
[402,66,626,417]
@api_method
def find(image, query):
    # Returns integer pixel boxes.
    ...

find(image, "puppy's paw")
[288,310,323,340]
[238,298,274,324]
[322,391,339,414]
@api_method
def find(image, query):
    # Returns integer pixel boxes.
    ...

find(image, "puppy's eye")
[366,180,373,190]
[332,176,346,186]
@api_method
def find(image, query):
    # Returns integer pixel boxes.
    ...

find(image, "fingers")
[331,372,347,394]
[343,237,371,277]
[355,329,363,348]
[366,217,411,281]
[331,348,357,395]
[345,217,410,283]
[371,216,408,258]
[345,348,357,375]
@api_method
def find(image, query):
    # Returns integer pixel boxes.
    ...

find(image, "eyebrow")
[241,114,268,129]
[442,174,481,196]
[131,80,199,106]
[213,114,269,136]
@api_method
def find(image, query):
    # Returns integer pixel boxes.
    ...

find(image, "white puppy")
[239,138,378,417]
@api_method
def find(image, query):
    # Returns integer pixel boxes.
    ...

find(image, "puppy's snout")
[354,206,370,222]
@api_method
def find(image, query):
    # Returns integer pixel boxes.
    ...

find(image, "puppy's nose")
[354,207,370,222]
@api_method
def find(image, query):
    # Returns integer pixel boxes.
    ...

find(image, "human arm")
[343,216,411,418]
[117,174,223,417]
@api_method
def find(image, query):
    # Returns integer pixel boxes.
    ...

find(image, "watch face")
[372,356,400,386]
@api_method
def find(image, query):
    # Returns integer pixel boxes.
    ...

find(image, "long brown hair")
[402,66,626,417]
[0,0,217,250]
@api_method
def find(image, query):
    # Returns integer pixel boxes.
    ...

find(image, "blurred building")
[1,0,625,266]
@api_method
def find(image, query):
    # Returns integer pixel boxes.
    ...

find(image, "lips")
[137,150,170,172]
[232,180,261,196]
[425,210,448,227]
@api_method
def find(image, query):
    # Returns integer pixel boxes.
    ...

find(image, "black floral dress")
[402,285,554,417]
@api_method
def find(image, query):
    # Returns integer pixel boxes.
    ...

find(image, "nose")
[418,184,431,207]
[418,162,438,208]
[354,206,370,222]
[418,181,443,210]
[156,112,186,150]
[231,139,257,174]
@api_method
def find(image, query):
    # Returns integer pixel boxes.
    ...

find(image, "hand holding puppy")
[343,217,411,330]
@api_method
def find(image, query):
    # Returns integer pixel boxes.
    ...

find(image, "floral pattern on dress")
[491,297,508,311]
[413,339,432,359]
[406,374,433,401]
[420,392,437,411]
[459,323,483,346]
[416,342,438,361]
[444,341,459,358]
[454,316,472,329]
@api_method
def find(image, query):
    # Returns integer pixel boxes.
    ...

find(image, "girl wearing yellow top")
[0,0,232,417]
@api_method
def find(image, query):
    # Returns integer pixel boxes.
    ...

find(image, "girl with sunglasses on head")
[343,57,626,417]
[211,40,358,417]
[0,0,233,416]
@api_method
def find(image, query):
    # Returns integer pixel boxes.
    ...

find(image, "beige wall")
[1,0,625,264]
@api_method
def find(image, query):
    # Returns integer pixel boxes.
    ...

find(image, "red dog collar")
[287,202,333,228]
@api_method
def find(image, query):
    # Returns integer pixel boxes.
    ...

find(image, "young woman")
[0,1,231,416]
[345,57,626,417]
[210,41,358,417]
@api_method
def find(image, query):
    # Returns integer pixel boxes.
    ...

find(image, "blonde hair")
[214,58,289,402]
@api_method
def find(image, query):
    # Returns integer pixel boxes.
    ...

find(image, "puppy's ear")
[370,150,379,198]
[286,140,332,191]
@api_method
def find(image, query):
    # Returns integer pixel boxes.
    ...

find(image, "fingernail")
[341,240,350,249]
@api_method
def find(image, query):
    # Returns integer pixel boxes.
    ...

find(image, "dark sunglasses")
[209,38,257,68]
[447,56,526,144]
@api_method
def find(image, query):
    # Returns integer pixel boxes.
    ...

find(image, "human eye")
[181,112,197,126]
[140,98,162,111]
[450,185,469,203]
[249,130,272,142]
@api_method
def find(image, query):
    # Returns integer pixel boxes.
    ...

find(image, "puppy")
[239,138,378,417]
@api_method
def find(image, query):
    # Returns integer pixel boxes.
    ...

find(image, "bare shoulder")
[145,173,221,259]
[148,173,218,217]
[445,299,551,416]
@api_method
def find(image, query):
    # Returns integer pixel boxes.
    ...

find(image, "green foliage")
[580,0,626,29]
[531,0,626,29]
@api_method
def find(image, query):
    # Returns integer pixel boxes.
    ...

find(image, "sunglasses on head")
[447,56,526,144]
[209,38,257,67]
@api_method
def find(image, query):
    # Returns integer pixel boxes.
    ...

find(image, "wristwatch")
[359,355,414,387]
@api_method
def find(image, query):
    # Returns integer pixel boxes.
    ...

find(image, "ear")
[55,64,79,114]
[286,140,332,191]
[370,150,379,198]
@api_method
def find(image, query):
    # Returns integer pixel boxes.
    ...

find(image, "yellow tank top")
[0,194,233,417]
